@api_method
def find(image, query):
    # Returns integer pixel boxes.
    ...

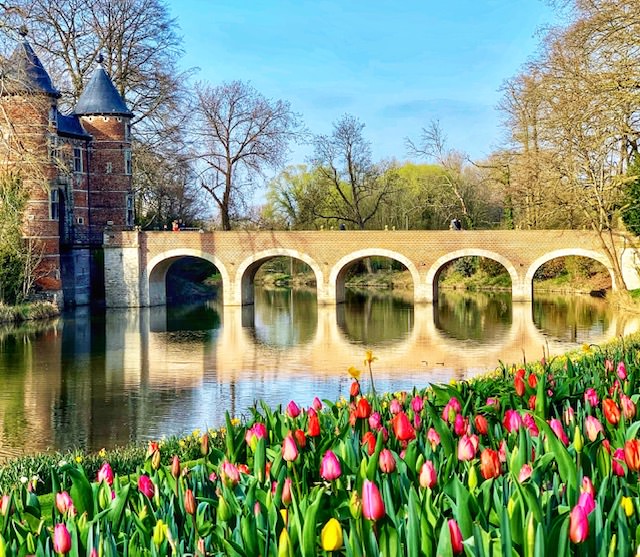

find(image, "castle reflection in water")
[0,289,636,460]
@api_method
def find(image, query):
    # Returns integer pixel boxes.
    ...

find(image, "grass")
[0,301,60,324]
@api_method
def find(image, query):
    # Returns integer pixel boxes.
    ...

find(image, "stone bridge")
[103,229,640,307]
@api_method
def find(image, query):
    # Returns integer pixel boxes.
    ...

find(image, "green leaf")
[435,519,454,557]
[61,464,94,520]
[301,487,323,557]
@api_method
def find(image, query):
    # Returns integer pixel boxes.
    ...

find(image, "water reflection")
[0,289,637,460]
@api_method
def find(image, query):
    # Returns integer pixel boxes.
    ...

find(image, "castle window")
[106,162,113,174]
[124,149,132,175]
[73,146,83,173]
[48,136,60,162]
[124,123,132,141]
[50,189,59,220]
[126,194,134,226]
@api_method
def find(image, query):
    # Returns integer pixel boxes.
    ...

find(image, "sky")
[165,0,560,166]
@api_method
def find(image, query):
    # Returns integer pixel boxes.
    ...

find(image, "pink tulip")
[389,399,402,415]
[53,523,72,554]
[282,432,299,462]
[286,400,301,418]
[362,480,385,521]
[621,394,636,420]
[612,448,626,477]
[312,396,323,410]
[379,449,396,473]
[448,519,464,554]
[522,413,539,437]
[604,359,614,373]
[454,414,468,436]
[427,428,441,449]
[569,504,589,543]
[457,434,477,461]
[245,422,268,448]
[577,491,595,515]
[584,416,604,442]
[563,406,575,426]
[0,495,10,516]
[281,477,292,505]
[369,411,382,430]
[411,395,424,413]
[617,361,627,380]
[138,474,155,498]
[220,460,240,486]
[503,409,523,433]
[549,418,569,445]
[498,439,507,463]
[518,464,533,482]
[581,476,594,497]
[419,461,437,489]
[55,491,74,515]
[442,398,461,422]
[320,450,342,481]
[584,388,599,408]
[97,462,114,486]
[486,397,500,410]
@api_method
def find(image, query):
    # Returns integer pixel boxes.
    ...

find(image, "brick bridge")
[103,229,640,307]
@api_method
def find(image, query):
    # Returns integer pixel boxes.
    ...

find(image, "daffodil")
[321,518,343,551]
[364,350,377,366]
[347,366,361,380]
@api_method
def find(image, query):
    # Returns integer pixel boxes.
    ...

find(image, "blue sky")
[166,0,558,164]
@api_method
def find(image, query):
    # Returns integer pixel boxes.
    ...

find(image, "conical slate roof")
[74,65,133,117]
[2,40,60,97]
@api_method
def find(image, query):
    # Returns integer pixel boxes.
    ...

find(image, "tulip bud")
[184,489,196,516]
[349,490,362,519]
[419,461,437,489]
[569,504,589,543]
[278,527,292,557]
[53,523,72,555]
[621,496,634,517]
[218,493,232,522]
[200,433,209,456]
[171,455,181,478]
[153,519,166,546]
[321,518,343,551]
[362,480,385,521]
[448,519,464,555]
[468,464,478,491]
[573,426,583,453]
[151,449,161,471]
[320,450,342,481]
[379,449,396,474]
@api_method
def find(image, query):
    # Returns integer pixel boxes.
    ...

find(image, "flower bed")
[1,341,640,555]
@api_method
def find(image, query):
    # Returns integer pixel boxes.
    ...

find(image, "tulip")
[53,523,72,554]
[549,418,569,445]
[612,448,626,477]
[621,496,634,517]
[184,488,196,515]
[147,440,159,457]
[200,433,209,456]
[427,428,441,449]
[170,455,181,478]
[442,398,461,422]
[414,413,422,431]
[480,448,501,479]
[362,480,385,521]
[605,358,614,372]
[457,434,477,461]
[379,449,396,473]
[603,398,621,425]
[138,474,155,499]
[563,406,575,426]
[518,463,533,482]
[320,450,342,481]
[349,491,362,519]
[294,429,306,449]
[281,477,292,506]
[569,504,589,543]
[581,476,594,496]
[410,395,423,413]
[503,409,523,433]
[514,374,525,396]
[624,439,640,471]
[312,396,323,410]
[474,414,488,435]
[355,397,371,419]
[499,439,507,462]
[245,422,268,449]
[152,519,166,546]
[523,413,539,437]
[321,518,343,551]
[486,397,500,410]
[584,388,599,407]
[392,411,416,442]
[97,462,114,486]
[528,395,537,411]
[350,381,360,397]
[278,526,292,557]
[219,460,240,486]
[584,416,604,442]
[389,398,402,415]
[287,400,300,418]
[577,491,595,515]
[282,433,299,462]
[448,519,464,554]
[369,411,382,430]
[55,492,74,515]
[617,361,627,380]
[0,494,10,516]
[621,394,636,420]
[307,413,321,437]
[362,431,376,456]
[151,449,161,470]
[454,413,468,436]
[573,426,584,452]
[419,461,437,489]
[528,373,537,389]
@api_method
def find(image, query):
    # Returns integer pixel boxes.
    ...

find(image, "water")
[0,288,636,460]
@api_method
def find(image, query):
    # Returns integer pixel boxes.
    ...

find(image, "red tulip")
[282,432,299,462]
[457,434,477,461]
[184,488,196,515]
[479,448,501,479]
[362,431,376,456]
[320,450,342,481]
[362,480,385,521]
[286,400,300,418]
[448,519,464,554]
[419,460,437,489]
[528,395,537,410]
[527,373,537,389]
[97,462,114,486]
[514,374,525,397]
[281,477,292,505]
[350,381,360,397]
[624,439,640,471]
[392,411,416,442]
[474,415,488,435]
[603,399,621,425]
[294,429,306,449]
[355,397,371,419]
[308,413,321,437]
[138,475,155,499]
[569,504,589,543]
[237,463,250,474]
[53,523,72,554]
[379,449,396,473]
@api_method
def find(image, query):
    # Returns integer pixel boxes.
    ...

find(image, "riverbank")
[0,301,60,324]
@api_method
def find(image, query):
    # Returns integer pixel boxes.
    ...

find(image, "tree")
[193,80,301,230]
[311,114,396,230]
[621,156,640,235]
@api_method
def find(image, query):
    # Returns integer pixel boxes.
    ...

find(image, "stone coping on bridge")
[102,229,640,307]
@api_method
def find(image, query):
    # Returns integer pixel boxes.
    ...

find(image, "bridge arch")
[525,248,617,295]
[328,249,422,304]
[235,249,323,305]
[426,249,521,302]
[145,249,231,306]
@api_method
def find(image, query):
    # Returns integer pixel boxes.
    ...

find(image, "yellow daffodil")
[75,455,83,464]
[347,366,361,380]
[98,448,107,458]
[321,518,343,551]
[364,350,377,366]
[231,417,240,427]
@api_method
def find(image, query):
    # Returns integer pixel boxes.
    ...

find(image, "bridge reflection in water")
[0,292,638,459]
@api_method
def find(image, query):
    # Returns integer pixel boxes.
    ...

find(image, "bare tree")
[311,114,396,230]
[193,80,301,230]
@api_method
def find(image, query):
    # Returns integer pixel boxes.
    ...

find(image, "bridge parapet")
[102,229,640,307]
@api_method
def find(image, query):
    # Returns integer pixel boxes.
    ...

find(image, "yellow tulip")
[278,527,292,557]
[321,518,343,551]
[347,366,361,380]
[622,496,634,517]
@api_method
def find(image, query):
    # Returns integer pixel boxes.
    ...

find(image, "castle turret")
[74,58,134,243]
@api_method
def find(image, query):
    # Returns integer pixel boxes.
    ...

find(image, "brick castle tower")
[0,34,133,306]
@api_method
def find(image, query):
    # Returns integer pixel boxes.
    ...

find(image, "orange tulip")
[474,415,488,436]
[355,397,371,419]
[624,439,640,471]
[480,448,501,479]
[603,399,621,425]
[514,374,525,397]
[362,431,377,456]
[307,413,321,437]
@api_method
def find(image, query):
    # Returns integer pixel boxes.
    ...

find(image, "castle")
[0,36,133,307]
